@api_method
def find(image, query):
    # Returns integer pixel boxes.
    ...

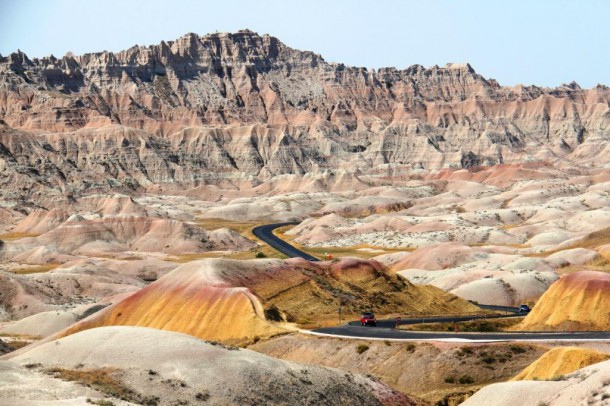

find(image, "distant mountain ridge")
[0,30,609,204]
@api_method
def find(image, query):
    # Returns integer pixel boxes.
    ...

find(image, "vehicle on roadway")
[519,304,531,313]
[360,312,376,326]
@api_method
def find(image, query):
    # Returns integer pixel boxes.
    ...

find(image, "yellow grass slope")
[513,347,610,381]
[515,271,610,331]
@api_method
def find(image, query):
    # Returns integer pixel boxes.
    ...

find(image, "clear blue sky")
[1,0,608,88]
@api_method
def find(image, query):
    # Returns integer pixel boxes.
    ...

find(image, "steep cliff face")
[1,30,609,203]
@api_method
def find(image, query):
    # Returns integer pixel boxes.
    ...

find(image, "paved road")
[255,222,610,342]
[252,222,320,261]
[315,305,610,341]
[360,313,524,329]
[311,325,610,341]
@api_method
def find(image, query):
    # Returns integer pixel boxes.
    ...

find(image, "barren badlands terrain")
[1,30,610,405]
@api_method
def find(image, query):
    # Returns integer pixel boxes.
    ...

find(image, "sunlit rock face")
[516,271,610,331]
[1,30,609,204]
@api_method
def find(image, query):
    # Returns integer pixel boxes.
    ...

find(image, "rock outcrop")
[4,326,416,405]
[515,271,610,331]
[59,257,480,344]
[512,347,610,381]
[1,30,610,204]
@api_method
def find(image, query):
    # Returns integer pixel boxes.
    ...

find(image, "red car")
[360,312,376,327]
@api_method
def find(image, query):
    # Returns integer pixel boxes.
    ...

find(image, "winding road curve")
[254,222,610,342]
[252,222,320,261]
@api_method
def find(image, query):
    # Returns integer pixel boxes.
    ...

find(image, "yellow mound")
[60,257,481,343]
[512,347,610,381]
[61,260,284,344]
[515,271,610,331]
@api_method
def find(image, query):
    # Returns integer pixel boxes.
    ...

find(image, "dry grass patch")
[11,263,61,274]
[45,367,159,405]
[0,232,39,241]
[399,317,524,332]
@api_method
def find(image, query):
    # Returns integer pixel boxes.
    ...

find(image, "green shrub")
[255,251,266,258]
[264,305,283,322]
[356,344,369,354]
[458,375,474,384]
[510,345,527,354]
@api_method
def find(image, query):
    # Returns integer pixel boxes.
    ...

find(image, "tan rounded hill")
[59,257,480,344]
[516,271,610,331]
[512,347,610,381]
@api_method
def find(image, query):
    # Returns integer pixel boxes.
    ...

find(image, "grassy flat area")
[11,263,61,274]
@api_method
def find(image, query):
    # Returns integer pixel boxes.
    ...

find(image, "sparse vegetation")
[86,399,115,406]
[356,344,369,354]
[45,367,159,405]
[400,317,522,332]
[195,390,210,401]
[264,305,283,322]
[510,345,527,354]
[405,343,416,352]
[458,375,474,384]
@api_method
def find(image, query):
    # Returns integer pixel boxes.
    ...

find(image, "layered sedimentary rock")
[512,347,610,381]
[1,30,609,204]
[3,326,415,405]
[60,257,480,343]
[516,271,610,331]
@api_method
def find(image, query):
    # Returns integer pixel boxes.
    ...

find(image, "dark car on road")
[360,312,376,326]
[519,304,531,313]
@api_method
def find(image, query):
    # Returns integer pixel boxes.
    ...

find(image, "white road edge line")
[299,330,610,343]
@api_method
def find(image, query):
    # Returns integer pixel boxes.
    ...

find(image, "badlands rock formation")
[463,356,610,406]
[1,326,414,405]
[60,257,480,343]
[253,334,545,405]
[516,271,610,331]
[512,347,610,381]
[1,30,610,204]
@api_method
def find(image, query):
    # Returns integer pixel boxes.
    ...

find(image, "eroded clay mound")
[58,257,479,344]
[512,347,610,381]
[463,357,610,406]
[4,326,415,406]
[515,271,610,331]
[60,259,284,344]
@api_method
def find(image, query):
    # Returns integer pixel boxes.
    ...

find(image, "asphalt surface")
[254,222,610,342]
[252,222,320,261]
[311,325,610,341]
[316,305,610,341]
